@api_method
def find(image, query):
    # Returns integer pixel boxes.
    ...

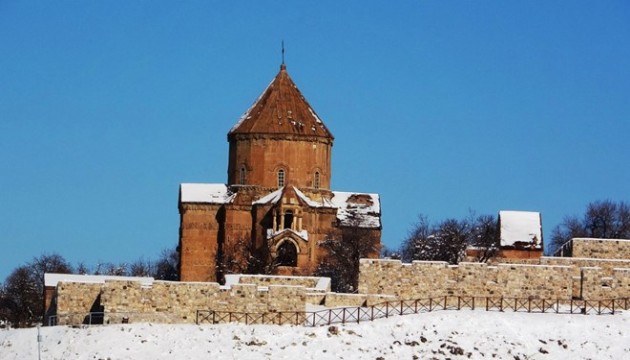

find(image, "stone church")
[178,64,382,282]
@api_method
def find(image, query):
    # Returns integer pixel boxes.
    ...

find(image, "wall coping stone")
[542,256,630,263]
[497,263,572,269]
[572,238,630,243]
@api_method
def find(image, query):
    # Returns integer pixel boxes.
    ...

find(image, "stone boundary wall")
[53,279,311,325]
[358,259,630,304]
[571,238,630,260]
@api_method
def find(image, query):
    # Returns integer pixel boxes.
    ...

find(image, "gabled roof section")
[228,65,334,140]
[179,183,235,204]
[252,187,285,205]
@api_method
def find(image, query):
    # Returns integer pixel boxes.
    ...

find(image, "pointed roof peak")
[228,66,334,141]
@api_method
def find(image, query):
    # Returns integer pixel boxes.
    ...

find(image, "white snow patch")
[331,191,381,228]
[499,210,542,248]
[2,310,628,359]
[179,183,235,204]
[45,273,154,288]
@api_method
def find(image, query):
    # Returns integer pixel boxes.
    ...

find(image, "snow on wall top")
[44,273,154,287]
[499,210,542,249]
[179,183,235,204]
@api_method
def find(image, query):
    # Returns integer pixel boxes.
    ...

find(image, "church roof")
[228,65,334,140]
[179,184,381,228]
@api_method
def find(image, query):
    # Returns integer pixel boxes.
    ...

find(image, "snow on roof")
[293,187,335,208]
[179,183,235,204]
[44,273,154,287]
[499,210,542,249]
[331,191,381,228]
[292,187,381,228]
[252,187,284,205]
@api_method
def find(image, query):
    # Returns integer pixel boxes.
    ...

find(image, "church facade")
[178,64,382,282]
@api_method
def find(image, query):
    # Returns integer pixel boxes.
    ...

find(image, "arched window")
[313,171,320,189]
[277,169,285,187]
[276,240,298,267]
[239,166,246,185]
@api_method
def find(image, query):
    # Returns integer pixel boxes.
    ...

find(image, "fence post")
[371,305,374,321]
[385,302,389,318]
[400,301,403,315]
[342,308,346,324]
[429,298,432,312]
[357,307,361,323]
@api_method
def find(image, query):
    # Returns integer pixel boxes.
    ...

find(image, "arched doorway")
[276,240,298,266]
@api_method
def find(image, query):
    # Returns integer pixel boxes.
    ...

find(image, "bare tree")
[316,213,380,293]
[31,253,73,295]
[468,214,499,262]
[401,215,471,264]
[550,200,630,254]
[153,248,179,281]
[1,266,40,327]
[400,214,432,262]
[129,258,155,277]
[401,212,497,264]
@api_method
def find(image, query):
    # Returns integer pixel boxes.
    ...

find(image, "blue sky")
[1,1,629,281]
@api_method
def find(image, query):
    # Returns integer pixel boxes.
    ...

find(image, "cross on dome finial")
[281,40,286,70]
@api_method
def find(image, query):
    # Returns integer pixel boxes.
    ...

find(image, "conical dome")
[228,65,334,141]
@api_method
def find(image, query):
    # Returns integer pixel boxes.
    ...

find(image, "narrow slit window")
[277,169,285,187]
[239,166,246,185]
[314,171,320,189]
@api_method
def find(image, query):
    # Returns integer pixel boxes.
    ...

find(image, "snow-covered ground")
[1,310,628,359]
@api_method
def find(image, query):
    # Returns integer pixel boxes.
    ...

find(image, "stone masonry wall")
[53,278,315,325]
[571,238,630,260]
[358,259,629,304]
[101,280,307,324]
[55,282,104,325]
